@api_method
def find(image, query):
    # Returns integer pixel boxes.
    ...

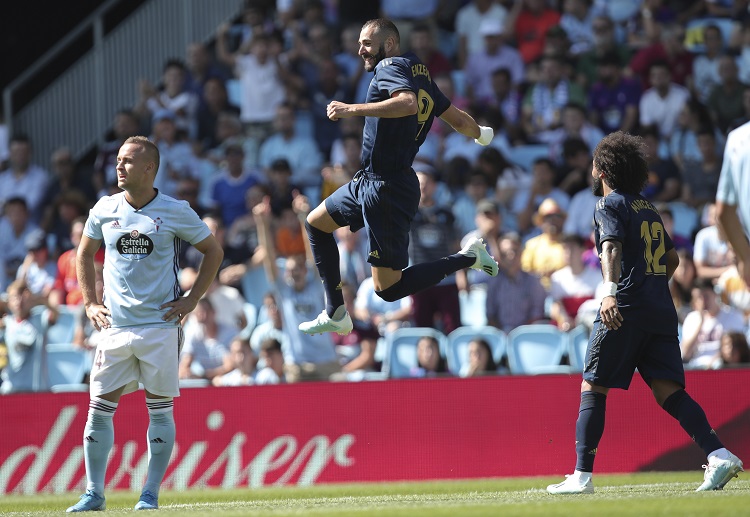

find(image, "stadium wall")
[1,370,748,494]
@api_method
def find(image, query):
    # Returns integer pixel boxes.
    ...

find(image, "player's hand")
[474,125,494,146]
[85,303,111,331]
[599,296,623,330]
[160,296,198,323]
[327,101,350,121]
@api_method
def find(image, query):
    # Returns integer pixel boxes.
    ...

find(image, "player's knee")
[375,282,404,302]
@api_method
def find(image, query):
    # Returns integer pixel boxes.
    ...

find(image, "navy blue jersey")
[361,52,451,180]
[594,192,678,333]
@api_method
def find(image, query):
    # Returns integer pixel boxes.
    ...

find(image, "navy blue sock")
[575,391,607,473]
[661,389,724,456]
[375,254,474,302]
[305,221,344,317]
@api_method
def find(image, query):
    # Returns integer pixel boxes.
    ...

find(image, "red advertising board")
[1,370,748,494]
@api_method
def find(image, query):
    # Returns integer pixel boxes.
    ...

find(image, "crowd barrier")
[2,369,749,494]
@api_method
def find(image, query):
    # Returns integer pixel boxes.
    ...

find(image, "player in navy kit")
[299,18,497,335]
[547,132,743,495]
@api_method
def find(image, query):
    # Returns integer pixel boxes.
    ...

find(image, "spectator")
[716,261,750,316]
[508,0,562,64]
[0,135,50,222]
[669,97,720,174]
[41,147,96,232]
[641,125,681,202]
[150,109,201,199]
[587,51,641,135]
[560,0,597,55]
[655,203,693,254]
[680,129,722,209]
[266,158,300,217]
[321,133,360,200]
[14,229,57,300]
[0,280,43,393]
[680,278,745,369]
[408,167,464,333]
[249,293,288,359]
[713,331,750,369]
[563,166,598,239]
[175,177,209,219]
[548,234,601,331]
[639,60,690,139]
[629,23,694,89]
[692,25,725,103]
[196,77,241,152]
[178,298,234,381]
[210,139,260,228]
[212,338,257,387]
[521,198,568,287]
[409,23,452,79]
[353,275,412,340]
[258,103,323,191]
[514,158,571,235]
[184,41,230,100]
[455,0,508,68]
[487,68,522,130]
[136,58,199,139]
[44,189,90,257]
[486,232,547,332]
[693,203,733,282]
[465,18,525,104]
[216,26,287,142]
[409,335,449,378]
[50,217,104,308]
[537,103,604,166]
[556,137,593,197]
[307,58,346,158]
[460,338,498,377]
[336,226,371,291]
[707,55,748,134]
[575,15,631,90]
[92,109,140,197]
[0,198,39,292]
[522,54,586,135]
[453,171,494,237]
[255,338,287,385]
[254,194,340,382]
[219,184,267,288]
[670,248,697,323]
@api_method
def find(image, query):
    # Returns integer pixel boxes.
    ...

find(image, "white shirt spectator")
[236,54,286,124]
[681,306,745,369]
[456,2,508,57]
[693,225,731,270]
[563,188,598,239]
[639,83,690,139]
[0,165,49,219]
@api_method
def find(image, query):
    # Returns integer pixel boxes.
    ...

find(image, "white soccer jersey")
[84,191,211,328]
[717,120,750,237]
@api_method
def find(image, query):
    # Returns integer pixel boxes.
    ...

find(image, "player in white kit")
[67,136,224,512]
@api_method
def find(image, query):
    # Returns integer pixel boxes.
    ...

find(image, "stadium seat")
[505,145,550,172]
[44,305,80,348]
[226,78,241,107]
[238,302,257,340]
[446,326,506,376]
[507,324,571,375]
[567,325,590,371]
[46,343,89,391]
[459,288,488,327]
[382,327,447,379]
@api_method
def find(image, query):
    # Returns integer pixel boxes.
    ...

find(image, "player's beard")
[363,43,387,72]
[592,176,604,196]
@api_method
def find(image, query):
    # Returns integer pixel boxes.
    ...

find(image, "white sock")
[572,470,592,483]
[143,398,175,496]
[708,448,730,461]
[84,398,118,495]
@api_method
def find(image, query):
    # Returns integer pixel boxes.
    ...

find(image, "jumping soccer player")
[547,131,743,495]
[299,18,497,335]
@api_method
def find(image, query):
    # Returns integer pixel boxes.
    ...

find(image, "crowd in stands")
[3,0,750,392]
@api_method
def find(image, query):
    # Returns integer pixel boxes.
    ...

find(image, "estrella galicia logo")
[116,230,154,260]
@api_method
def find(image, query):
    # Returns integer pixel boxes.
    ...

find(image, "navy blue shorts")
[325,170,420,270]
[583,316,685,390]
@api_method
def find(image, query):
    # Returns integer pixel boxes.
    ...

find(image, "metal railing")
[3,0,243,168]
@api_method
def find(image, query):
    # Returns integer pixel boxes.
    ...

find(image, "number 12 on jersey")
[640,221,666,274]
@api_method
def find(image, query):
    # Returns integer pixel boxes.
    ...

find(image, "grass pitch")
[1,472,748,516]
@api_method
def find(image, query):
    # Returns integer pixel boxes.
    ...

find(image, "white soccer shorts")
[89,327,182,397]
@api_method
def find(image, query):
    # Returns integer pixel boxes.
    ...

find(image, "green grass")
[1,472,748,516]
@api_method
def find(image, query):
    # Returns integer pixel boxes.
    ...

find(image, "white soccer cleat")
[547,474,595,495]
[459,236,499,277]
[696,452,744,491]
[299,308,353,336]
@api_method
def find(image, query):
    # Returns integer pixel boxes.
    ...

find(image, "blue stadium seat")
[382,327,447,379]
[446,326,506,376]
[507,324,571,375]
[567,325,590,371]
[505,145,550,172]
[459,288,487,327]
[46,343,89,392]
[668,201,699,238]
[226,78,241,107]
[44,305,80,348]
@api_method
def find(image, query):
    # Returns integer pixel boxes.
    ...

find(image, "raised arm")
[253,196,279,282]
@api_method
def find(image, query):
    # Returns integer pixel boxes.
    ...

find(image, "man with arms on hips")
[547,132,742,495]
[67,136,223,512]
[298,18,497,335]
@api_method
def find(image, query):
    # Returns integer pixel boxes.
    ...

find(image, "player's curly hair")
[592,131,648,195]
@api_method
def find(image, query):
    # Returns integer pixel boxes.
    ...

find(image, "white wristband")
[603,281,618,297]
[474,125,494,146]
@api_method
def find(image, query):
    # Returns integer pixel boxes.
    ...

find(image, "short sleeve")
[595,199,626,244]
[84,203,104,240]
[174,202,212,245]
[433,84,451,118]
[376,59,413,97]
